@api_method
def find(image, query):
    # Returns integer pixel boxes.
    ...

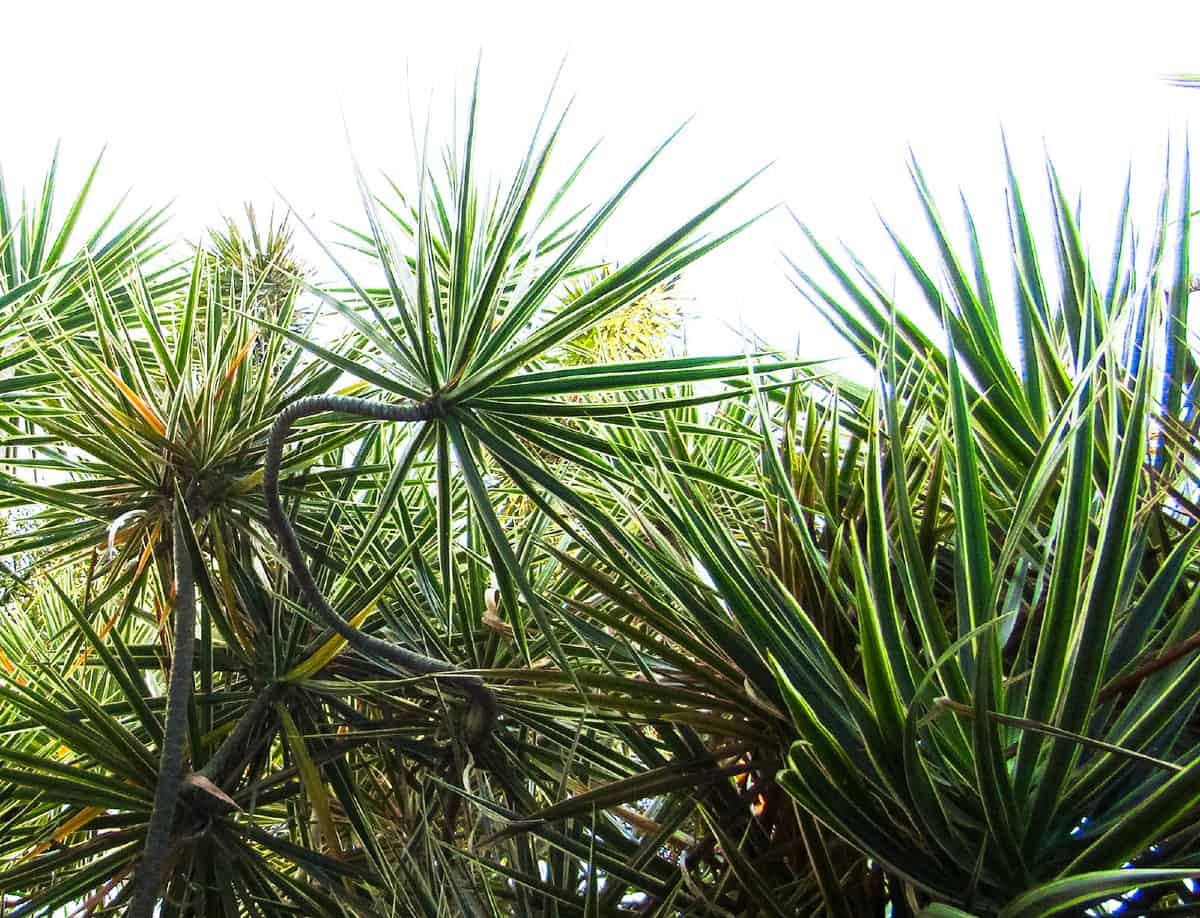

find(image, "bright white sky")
[5,1,1200,369]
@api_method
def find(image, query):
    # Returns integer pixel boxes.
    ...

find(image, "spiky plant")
[205,205,306,320]
[0,75,816,916]
[11,74,1198,918]
[559,265,684,365]
[765,146,1200,914]
[0,150,174,473]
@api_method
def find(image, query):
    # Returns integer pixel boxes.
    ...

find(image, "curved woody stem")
[262,394,498,746]
[129,394,499,914]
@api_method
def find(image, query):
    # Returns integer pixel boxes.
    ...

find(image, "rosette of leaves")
[766,147,1200,914]
[0,149,174,467]
[205,204,306,321]
[0,247,368,913]
[559,265,684,365]
[257,70,799,684]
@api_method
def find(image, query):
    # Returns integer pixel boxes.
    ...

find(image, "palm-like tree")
[5,79,1198,918]
[0,80,814,916]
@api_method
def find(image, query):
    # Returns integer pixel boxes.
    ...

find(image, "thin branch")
[262,394,497,747]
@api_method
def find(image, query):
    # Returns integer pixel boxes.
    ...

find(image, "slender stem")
[130,511,196,918]
[1098,627,1200,702]
[263,394,497,746]
[198,684,281,786]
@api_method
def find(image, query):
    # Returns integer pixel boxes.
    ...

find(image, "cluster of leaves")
[1,76,1200,918]
[559,266,684,365]
[774,144,1200,914]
